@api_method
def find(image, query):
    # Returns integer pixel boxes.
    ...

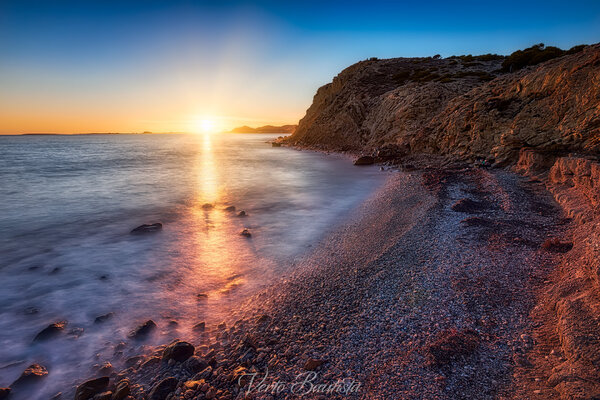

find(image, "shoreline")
[63,161,574,399]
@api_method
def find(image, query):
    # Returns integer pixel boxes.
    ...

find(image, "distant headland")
[226,124,297,134]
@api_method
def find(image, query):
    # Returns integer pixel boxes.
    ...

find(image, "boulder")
[148,377,178,400]
[33,321,67,341]
[74,377,109,400]
[130,223,162,234]
[353,156,375,166]
[224,206,236,212]
[112,380,131,400]
[128,320,157,340]
[0,388,10,399]
[12,364,48,386]
[94,313,114,324]
[182,356,209,374]
[237,211,247,217]
[201,203,213,210]
[303,358,326,371]
[162,340,195,362]
[240,229,252,237]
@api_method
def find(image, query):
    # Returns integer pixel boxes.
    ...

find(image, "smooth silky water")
[0,133,386,398]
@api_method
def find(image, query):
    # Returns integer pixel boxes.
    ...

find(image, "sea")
[0,133,386,398]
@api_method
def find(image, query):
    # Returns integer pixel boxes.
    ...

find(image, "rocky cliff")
[288,44,600,167]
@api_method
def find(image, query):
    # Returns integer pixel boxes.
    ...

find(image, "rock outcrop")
[288,44,599,167]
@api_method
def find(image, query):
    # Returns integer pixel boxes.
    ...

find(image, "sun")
[192,117,217,134]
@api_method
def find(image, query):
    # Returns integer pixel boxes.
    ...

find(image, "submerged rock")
[192,321,206,332]
[0,388,10,399]
[162,340,195,362]
[202,203,214,210]
[12,364,48,386]
[237,210,247,217]
[224,205,236,212]
[354,156,375,165]
[130,223,162,234]
[33,321,67,341]
[74,376,109,400]
[128,320,157,340]
[148,377,178,400]
[94,312,114,324]
[240,228,252,237]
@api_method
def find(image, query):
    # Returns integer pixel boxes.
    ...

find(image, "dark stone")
[128,320,157,340]
[12,364,48,386]
[237,211,247,217]
[92,391,112,400]
[192,366,213,381]
[33,321,67,341]
[94,313,114,324]
[162,340,195,362]
[451,198,484,213]
[201,203,213,209]
[541,238,574,253]
[303,358,326,371]
[427,329,480,367]
[353,155,375,165]
[74,377,109,400]
[148,377,178,400]
[240,229,252,237]
[130,223,162,234]
[112,380,130,400]
[192,321,206,332]
[182,356,209,374]
[0,388,10,400]
[224,205,236,212]
[196,293,208,301]
[272,142,282,147]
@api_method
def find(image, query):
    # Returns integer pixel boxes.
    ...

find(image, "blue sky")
[1,0,599,133]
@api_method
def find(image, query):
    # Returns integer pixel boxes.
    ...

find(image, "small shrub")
[501,43,570,72]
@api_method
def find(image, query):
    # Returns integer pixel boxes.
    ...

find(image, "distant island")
[227,124,297,134]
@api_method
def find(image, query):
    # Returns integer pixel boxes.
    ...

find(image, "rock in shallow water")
[74,376,109,400]
[33,321,67,341]
[130,223,162,234]
[128,320,157,340]
[353,155,375,165]
[0,388,10,399]
[240,228,252,237]
[224,205,236,212]
[12,364,48,386]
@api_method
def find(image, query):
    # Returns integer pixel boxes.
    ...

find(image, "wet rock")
[427,329,480,367]
[128,320,157,340]
[12,364,49,386]
[148,377,178,400]
[33,321,67,341]
[112,380,131,400]
[130,223,162,234]
[202,203,214,210]
[353,156,375,166]
[303,358,326,371]
[196,293,208,301]
[240,229,252,237]
[24,306,39,315]
[0,388,10,400]
[193,366,213,380]
[224,206,236,212]
[192,321,206,332]
[183,356,209,374]
[237,211,247,217]
[163,341,195,362]
[272,142,282,147]
[74,377,109,400]
[541,238,573,253]
[94,313,114,324]
[92,391,112,400]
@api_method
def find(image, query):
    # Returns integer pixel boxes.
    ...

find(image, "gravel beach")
[70,167,567,400]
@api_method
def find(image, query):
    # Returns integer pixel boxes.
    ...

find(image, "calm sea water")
[0,133,385,398]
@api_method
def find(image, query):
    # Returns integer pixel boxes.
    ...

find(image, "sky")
[0,0,599,134]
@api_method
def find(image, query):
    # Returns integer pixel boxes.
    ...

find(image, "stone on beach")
[192,321,206,332]
[74,376,109,400]
[162,340,195,362]
[353,155,375,165]
[427,329,480,367]
[303,358,326,371]
[33,321,67,341]
[148,377,178,400]
[130,223,162,234]
[0,388,10,400]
